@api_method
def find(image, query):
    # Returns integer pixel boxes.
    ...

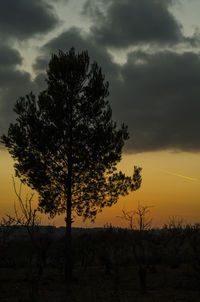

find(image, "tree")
[117,203,152,231]
[1,48,142,281]
[135,203,152,232]
[12,178,51,301]
[117,209,135,230]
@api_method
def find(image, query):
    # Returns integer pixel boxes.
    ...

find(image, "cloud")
[0,45,40,136]
[2,0,199,154]
[0,46,22,67]
[84,0,183,48]
[47,0,69,2]
[33,27,200,153]
[111,50,200,152]
[0,0,58,40]
[33,27,119,78]
[0,27,118,138]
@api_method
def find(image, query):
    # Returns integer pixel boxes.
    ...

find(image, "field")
[1,226,200,301]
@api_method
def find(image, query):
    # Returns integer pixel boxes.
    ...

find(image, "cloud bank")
[1,0,200,153]
[84,0,183,47]
[0,0,58,40]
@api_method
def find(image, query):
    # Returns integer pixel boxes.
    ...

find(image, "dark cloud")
[32,25,200,153]
[33,27,200,153]
[33,27,119,79]
[0,74,33,136]
[0,27,118,138]
[34,73,46,91]
[0,0,58,40]
[1,0,198,154]
[111,51,200,152]
[0,46,22,67]
[0,45,40,136]
[0,45,29,94]
[47,0,69,2]
[84,0,183,47]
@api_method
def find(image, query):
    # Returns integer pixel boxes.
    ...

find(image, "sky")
[0,0,200,227]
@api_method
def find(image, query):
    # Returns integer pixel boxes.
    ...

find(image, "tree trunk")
[65,209,72,281]
[65,102,73,282]
[65,152,72,281]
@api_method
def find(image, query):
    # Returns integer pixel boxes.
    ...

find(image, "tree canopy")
[1,48,142,222]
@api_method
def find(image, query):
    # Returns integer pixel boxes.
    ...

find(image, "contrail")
[161,169,199,182]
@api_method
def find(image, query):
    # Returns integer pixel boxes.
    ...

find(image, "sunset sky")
[0,0,200,227]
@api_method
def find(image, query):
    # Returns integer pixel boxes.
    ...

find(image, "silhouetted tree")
[12,178,47,302]
[135,203,152,232]
[117,209,135,229]
[117,203,152,230]
[1,48,142,281]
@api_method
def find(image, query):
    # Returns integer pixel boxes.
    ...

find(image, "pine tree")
[1,48,142,280]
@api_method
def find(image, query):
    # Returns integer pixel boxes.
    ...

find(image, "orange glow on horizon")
[0,148,200,228]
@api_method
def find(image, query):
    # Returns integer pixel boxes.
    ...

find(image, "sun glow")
[1,149,200,227]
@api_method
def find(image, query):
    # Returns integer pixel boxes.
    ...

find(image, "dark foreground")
[1,226,200,301]
[1,266,200,302]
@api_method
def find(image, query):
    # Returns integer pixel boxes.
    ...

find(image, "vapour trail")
[161,169,199,182]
